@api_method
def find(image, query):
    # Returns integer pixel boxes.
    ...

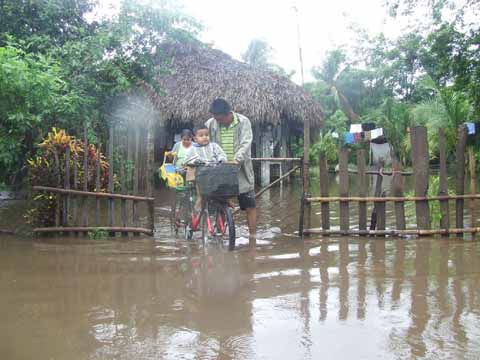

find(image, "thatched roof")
[144,40,324,128]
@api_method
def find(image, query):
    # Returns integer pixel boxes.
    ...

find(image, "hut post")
[260,124,274,187]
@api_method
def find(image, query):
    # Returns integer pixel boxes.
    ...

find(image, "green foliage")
[0,0,201,185]
[0,42,81,183]
[88,229,108,240]
[26,128,110,227]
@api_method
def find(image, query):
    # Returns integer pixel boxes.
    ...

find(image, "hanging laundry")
[370,142,392,166]
[349,124,362,133]
[354,132,362,143]
[362,122,376,131]
[364,131,372,141]
[465,122,476,135]
[370,128,383,139]
[345,132,354,144]
[475,122,480,134]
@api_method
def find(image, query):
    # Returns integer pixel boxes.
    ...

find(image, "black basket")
[196,163,239,197]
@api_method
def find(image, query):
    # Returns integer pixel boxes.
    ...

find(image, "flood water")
[2,175,480,359]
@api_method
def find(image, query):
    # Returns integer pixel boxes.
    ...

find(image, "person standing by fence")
[205,99,257,239]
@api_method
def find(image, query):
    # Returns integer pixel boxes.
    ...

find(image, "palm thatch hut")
[144,40,324,186]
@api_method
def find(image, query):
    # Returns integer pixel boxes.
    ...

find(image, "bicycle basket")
[196,163,239,197]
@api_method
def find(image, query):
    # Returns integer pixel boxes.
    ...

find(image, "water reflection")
[2,235,480,359]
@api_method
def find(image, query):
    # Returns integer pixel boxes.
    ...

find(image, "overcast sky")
[93,0,418,84]
[179,0,399,84]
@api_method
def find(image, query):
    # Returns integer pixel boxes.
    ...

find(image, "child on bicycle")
[184,125,227,211]
[183,125,227,165]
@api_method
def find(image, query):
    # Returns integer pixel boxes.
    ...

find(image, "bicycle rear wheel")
[200,208,211,246]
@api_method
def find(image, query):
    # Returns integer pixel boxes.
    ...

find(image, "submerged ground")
[1,176,480,359]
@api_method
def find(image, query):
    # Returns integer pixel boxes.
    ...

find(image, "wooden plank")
[357,149,367,230]
[319,153,330,230]
[133,127,140,234]
[108,125,114,233]
[82,125,89,229]
[339,148,349,232]
[438,129,449,236]
[63,146,70,226]
[410,126,431,230]
[455,125,467,237]
[391,156,406,230]
[33,227,154,236]
[303,227,480,236]
[251,157,302,162]
[469,147,476,231]
[95,143,101,226]
[306,194,480,202]
[33,186,154,201]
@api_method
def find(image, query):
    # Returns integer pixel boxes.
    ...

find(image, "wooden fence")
[33,123,155,237]
[300,125,479,237]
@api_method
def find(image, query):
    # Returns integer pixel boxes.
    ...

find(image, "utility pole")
[292,5,310,235]
[292,5,305,87]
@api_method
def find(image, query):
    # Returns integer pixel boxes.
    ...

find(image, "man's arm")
[234,117,253,164]
[213,143,227,162]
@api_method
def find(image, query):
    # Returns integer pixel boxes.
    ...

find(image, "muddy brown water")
[2,175,480,359]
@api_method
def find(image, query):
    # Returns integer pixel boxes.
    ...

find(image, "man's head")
[209,98,233,126]
[194,125,210,146]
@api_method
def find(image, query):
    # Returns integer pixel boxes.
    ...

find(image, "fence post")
[63,146,70,226]
[469,147,476,233]
[82,125,89,233]
[108,125,115,236]
[303,118,311,233]
[438,129,449,236]
[133,127,140,236]
[319,153,330,231]
[95,143,101,227]
[455,125,467,237]
[120,139,128,236]
[391,156,406,230]
[72,152,78,235]
[53,148,61,228]
[357,149,367,231]
[410,126,431,230]
[339,148,349,233]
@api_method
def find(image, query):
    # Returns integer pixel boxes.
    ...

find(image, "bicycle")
[171,161,238,251]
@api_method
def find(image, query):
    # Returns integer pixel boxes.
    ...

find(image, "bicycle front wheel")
[216,206,236,251]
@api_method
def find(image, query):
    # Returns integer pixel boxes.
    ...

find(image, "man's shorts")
[238,190,256,210]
